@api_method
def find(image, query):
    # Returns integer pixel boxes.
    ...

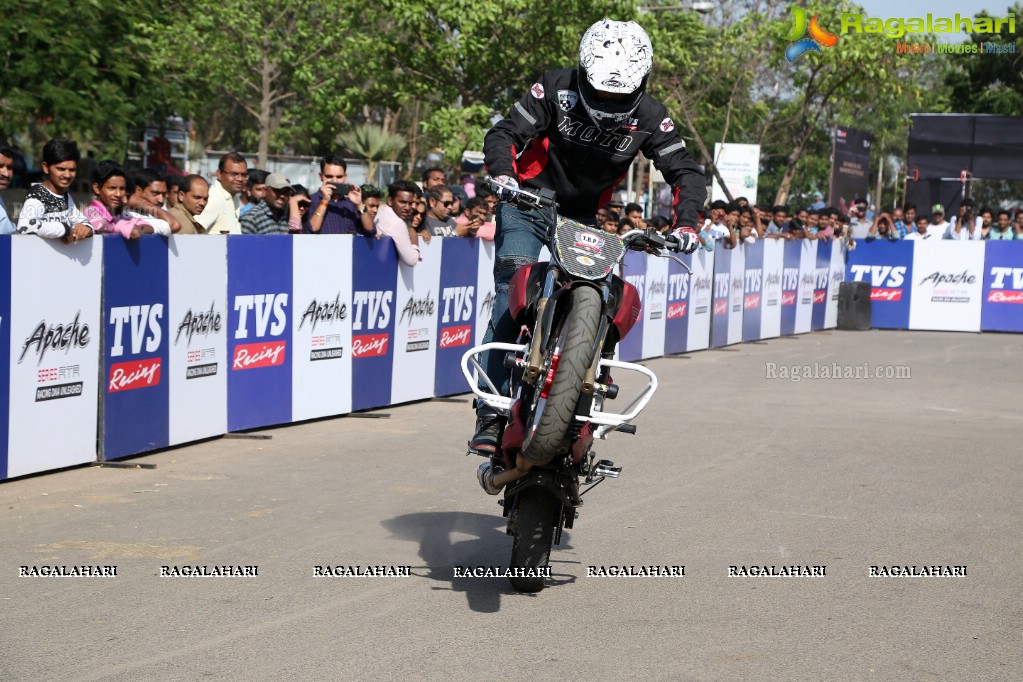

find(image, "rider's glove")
[671,227,701,255]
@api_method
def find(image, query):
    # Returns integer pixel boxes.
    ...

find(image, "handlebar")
[620,228,681,253]
[485,178,558,210]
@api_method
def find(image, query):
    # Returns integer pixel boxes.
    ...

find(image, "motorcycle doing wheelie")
[460,182,692,593]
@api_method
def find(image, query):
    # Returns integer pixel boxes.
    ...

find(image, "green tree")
[944,3,1023,115]
[338,125,407,184]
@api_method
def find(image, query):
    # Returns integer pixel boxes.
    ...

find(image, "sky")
[856,0,1013,21]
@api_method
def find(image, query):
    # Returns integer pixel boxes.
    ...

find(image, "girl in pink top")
[83,160,153,239]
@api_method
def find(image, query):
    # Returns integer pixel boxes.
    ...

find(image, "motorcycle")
[460,182,691,592]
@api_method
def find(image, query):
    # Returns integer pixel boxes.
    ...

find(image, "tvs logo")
[440,325,472,349]
[234,294,288,339]
[850,264,907,302]
[667,302,687,319]
[353,291,393,331]
[990,267,1023,290]
[744,269,763,293]
[352,334,389,358]
[530,82,545,99]
[557,89,578,112]
[626,275,645,302]
[668,273,689,301]
[109,357,162,392]
[785,7,838,62]
[233,341,286,370]
[441,286,474,324]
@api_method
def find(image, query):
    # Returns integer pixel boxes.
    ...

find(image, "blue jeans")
[477,203,552,417]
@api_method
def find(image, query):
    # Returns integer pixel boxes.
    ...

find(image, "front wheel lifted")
[508,487,559,593]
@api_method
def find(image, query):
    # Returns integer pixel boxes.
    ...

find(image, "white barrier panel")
[795,240,817,334]
[8,238,102,478]
[291,235,353,421]
[642,255,668,359]
[909,240,984,332]
[476,241,496,346]
[390,238,442,404]
[761,239,784,339]
[0,238,10,478]
[727,246,745,345]
[168,236,228,445]
[687,249,714,352]
[826,240,845,328]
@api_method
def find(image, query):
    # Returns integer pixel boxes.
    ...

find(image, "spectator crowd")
[2,138,1022,268]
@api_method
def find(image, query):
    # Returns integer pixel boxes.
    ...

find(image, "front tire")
[508,487,559,592]
[522,286,601,465]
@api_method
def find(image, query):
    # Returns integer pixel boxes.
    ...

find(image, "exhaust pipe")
[477,454,534,495]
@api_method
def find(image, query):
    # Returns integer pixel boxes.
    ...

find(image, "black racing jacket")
[483,68,706,226]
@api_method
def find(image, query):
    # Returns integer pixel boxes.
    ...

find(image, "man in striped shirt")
[240,173,296,235]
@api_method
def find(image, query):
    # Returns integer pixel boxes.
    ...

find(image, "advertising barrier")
[102,236,171,459]
[227,236,294,431]
[0,235,1017,482]
[7,237,102,478]
[0,237,9,479]
[291,235,353,422]
[350,236,398,411]
[982,241,1023,332]
[168,235,229,445]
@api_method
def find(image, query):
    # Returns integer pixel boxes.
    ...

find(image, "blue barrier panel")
[227,236,293,431]
[811,240,833,331]
[351,236,398,411]
[742,240,765,342]
[780,241,801,336]
[845,240,914,329]
[0,237,10,479]
[436,238,480,396]
[102,236,170,459]
[618,249,647,361]
[981,241,1023,332]
[711,246,732,348]
[665,253,692,355]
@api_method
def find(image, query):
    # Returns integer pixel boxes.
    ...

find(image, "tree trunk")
[257,50,273,169]
[873,142,884,210]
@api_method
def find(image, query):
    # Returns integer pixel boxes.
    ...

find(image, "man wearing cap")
[810,191,825,211]
[241,173,296,235]
[927,203,950,239]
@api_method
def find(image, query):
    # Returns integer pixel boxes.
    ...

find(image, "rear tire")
[522,286,601,465]
[508,487,559,593]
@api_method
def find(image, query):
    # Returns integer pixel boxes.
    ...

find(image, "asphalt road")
[2,330,1021,681]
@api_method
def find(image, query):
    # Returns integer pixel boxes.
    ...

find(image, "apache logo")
[479,290,496,321]
[919,271,976,287]
[441,286,475,324]
[764,272,782,289]
[299,293,347,332]
[830,270,844,285]
[800,272,816,288]
[19,312,90,365]
[693,275,712,293]
[648,278,667,296]
[400,292,436,325]
[556,117,635,152]
[731,275,745,292]
[786,7,839,62]
[440,325,472,349]
[109,304,163,358]
[175,302,222,346]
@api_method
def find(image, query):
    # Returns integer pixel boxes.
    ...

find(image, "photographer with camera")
[304,153,374,235]
[946,197,982,240]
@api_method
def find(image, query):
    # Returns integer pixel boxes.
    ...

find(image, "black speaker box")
[837,281,872,330]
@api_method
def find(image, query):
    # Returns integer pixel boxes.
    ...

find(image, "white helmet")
[578,19,653,132]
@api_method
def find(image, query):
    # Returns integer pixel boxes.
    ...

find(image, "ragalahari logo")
[786,7,839,62]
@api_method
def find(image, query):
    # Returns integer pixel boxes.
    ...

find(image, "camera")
[329,182,351,196]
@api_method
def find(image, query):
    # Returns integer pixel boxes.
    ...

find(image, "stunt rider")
[470,19,707,481]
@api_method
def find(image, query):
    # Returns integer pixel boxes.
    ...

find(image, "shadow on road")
[382,510,577,612]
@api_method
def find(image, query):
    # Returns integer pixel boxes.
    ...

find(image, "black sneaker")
[467,415,504,456]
